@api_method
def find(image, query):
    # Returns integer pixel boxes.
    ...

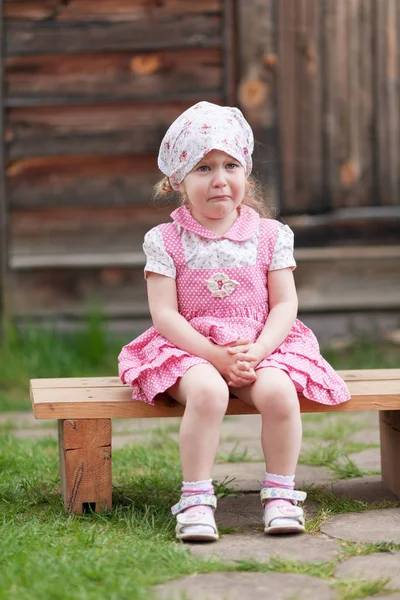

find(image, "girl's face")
[178,150,246,226]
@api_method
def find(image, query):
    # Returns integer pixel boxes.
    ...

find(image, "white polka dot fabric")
[118,206,351,406]
[143,220,295,278]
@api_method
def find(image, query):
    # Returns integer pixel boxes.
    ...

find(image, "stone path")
[3,410,400,599]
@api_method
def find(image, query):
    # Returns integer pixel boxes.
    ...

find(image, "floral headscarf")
[157,101,254,190]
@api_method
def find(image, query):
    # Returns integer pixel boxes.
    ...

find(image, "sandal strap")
[171,493,217,516]
[264,504,305,527]
[260,487,307,505]
[176,511,218,533]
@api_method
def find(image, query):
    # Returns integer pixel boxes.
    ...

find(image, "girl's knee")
[186,379,229,417]
[256,374,299,418]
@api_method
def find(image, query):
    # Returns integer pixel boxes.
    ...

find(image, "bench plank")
[30,370,400,419]
[29,369,400,389]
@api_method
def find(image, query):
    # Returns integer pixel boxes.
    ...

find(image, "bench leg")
[58,418,112,514]
[380,411,400,498]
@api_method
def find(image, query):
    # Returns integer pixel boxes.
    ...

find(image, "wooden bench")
[30,369,400,514]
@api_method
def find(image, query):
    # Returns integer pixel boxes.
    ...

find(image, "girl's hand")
[208,339,258,388]
[227,341,267,368]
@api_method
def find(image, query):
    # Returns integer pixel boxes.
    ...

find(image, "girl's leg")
[168,363,230,481]
[231,367,302,475]
[232,367,305,533]
[167,364,230,541]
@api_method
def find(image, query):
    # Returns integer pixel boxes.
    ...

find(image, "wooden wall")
[1,0,399,324]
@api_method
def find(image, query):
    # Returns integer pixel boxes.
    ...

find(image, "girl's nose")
[212,168,227,187]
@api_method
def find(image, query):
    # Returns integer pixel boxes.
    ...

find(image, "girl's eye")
[197,165,210,172]
[226,163,238,170]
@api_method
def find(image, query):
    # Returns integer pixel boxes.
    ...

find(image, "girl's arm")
[227,267,298,363]
[147,272,257,385]
[257,267,298,355]
[147,271,216,360]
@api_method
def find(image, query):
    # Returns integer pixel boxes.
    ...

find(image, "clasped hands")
[210,338,267,388]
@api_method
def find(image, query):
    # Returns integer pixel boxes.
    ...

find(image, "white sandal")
[171,493,219,542]
[261,487,307,535]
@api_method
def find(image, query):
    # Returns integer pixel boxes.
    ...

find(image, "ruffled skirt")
[118,315,350,406]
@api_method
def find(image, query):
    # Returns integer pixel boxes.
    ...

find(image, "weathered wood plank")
[5,48,222,105]
[5,1,221,22]
[373,0,399,206]
[30,370,400,388]
[222,0,236,104]
[30,370,400,419]
[355,0,374,207]
[7,155,167,208]
[238,0,280,209]
[8,205,400,264]
[320,0,339,212]
[7,246,400,317]
[5,102,215,158]
[277,0,297,213]
[6,13,222,56]
[294,0,323,213]
[0,0,8,328]
[336,0,351,209]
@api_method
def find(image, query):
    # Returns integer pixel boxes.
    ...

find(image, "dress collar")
[170,205,260,241]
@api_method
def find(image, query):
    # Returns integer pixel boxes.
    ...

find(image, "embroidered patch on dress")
[206,272,240,298]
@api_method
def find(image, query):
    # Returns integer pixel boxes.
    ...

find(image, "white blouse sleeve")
[143,227,176,280]
[269,222,297,271]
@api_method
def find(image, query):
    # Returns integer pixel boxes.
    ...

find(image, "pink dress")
[118,206,350,406]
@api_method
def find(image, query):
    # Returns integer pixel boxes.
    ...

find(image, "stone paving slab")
[348,448,381,472]
[301,411,378,435]
[112,417,181,433]
[219,415,261,440]
[216,493,317,530]
[328,476,399,504]
[349,428,380,445]
[112,432,156,449]
[335,553,400,591]
[364,596,400,600]
[321,509,400,543]
[217,440,264,461]
[212,462,334,493]
[0,412,43,427]
[13,428,57,441]
[189,531,341,563]
[153,572,337,600]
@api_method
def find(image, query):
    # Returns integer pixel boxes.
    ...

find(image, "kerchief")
[158,101,254,190]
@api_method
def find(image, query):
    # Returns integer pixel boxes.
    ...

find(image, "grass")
[0,315,125,411]
[1,429,400,599]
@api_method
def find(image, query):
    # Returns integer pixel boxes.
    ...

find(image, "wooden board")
[7,244,400,316]
[237,0,280,207]
[5,48,222,105]
[5,1,221,22]
[0,1,8,324]
[6,101,217,158]
[30,369,400,419]
[6,12,222,56]
[373,0,400,206]
[7,155,167,209]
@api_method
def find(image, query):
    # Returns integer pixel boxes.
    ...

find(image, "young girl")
[118,101,350,542]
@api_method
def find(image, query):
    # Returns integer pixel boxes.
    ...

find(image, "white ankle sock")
[264,472,295,510]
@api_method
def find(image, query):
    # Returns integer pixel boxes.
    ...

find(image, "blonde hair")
[154,175,273,218]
